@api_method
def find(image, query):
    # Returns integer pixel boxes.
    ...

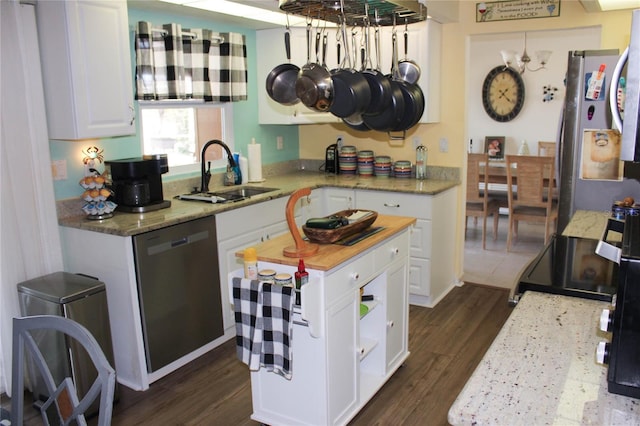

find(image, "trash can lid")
[17,272,105,304]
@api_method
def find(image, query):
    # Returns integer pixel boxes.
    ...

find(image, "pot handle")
[387,130,407,141]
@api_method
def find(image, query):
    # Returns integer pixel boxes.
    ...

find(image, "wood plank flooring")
[3,284,513,425]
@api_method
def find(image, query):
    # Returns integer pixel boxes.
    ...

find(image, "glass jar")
[416,145,427,180]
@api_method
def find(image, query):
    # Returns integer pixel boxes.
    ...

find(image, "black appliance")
[105,154,171,213]
[325,144,339,174]
[517,234,618,302]
[595,215,640,399]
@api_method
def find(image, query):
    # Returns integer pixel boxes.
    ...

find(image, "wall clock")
[482,65,525,122]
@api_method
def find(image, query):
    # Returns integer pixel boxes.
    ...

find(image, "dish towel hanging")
[232,277,294,379]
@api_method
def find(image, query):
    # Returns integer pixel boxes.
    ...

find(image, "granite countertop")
[448,291,640,425]
[58,170,459,237]
[562,210,613,240]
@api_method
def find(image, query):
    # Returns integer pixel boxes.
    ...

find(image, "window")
[139,102,234,176]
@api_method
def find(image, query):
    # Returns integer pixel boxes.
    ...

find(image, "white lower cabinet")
[245,228,410,426]
[216,197,302,332]
[355,188,457,307]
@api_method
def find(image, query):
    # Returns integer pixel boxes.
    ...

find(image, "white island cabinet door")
[35,0,135,139]
[326,290,359,425]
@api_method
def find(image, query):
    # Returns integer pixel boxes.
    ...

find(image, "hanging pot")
[329,25,371,118]
[266,29,300,105]
[360,24,391,115]
[392,81,424,132]
[296,24,334,112]
[397,22,421,85]
[362,79,405,131]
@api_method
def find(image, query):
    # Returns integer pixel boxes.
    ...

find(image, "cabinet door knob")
[391,247,399,255]
[350,272,360,281]
[358,347,365,355]
[387,320,394,328]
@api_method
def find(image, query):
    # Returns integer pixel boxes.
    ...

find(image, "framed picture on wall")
[485,136,505,159]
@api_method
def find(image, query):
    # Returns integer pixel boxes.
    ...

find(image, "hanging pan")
[296,23,334,112]
[330,23,371,119]
[397,20,421,85]
[360,20,392,115]
[266,28,300,105]
[362,30,405,132]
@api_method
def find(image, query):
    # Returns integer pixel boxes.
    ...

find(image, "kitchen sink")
[177,186,280,204]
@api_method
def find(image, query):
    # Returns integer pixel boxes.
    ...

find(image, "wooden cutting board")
[236,214,416,271]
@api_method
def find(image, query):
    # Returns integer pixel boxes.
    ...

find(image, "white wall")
[467,27,602,156]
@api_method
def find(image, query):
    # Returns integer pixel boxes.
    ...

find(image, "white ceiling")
[129,0,640,30]
[129,0,460,29]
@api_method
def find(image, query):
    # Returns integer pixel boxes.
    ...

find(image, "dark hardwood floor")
[3,283,513,425]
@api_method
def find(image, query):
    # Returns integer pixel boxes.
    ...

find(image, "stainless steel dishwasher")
[132,216,223,373]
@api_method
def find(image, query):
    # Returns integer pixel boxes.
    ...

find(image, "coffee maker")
[104,154,171,213]
[596,216,640,399]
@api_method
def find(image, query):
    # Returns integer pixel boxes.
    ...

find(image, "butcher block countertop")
[448,291,640,425]
[236,214,416,271]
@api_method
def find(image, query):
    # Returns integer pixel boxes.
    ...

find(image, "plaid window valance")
[135,21,248,102]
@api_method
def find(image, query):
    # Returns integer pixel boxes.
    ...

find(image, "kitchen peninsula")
[231,214,415,426]
[57,169,459,392]
[448,291,640,425]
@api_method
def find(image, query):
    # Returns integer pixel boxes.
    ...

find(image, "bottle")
[243,247,258,280]
[239,152,249,185]
[294,259,309,306]
[416,145,427,180]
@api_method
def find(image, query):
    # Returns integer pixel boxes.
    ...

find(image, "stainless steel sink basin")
[213,186,280,198]
[177,186,279,204]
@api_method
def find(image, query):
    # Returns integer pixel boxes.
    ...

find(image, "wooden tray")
[302,209,378,244]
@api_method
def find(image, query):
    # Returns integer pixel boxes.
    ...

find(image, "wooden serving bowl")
[302,209,378,244]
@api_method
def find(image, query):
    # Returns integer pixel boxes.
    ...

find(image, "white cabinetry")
[322,187,355,214]
[246,228,410,425]
[355,188,456,307]
[256,27,341,125]
[216,197,302,332]
[35,0,135,139]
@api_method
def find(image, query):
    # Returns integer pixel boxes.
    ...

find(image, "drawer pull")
[391,247,399,255]
[384,203,400,208]
[350,272,360,281]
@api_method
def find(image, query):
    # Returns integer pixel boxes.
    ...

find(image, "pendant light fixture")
[500,32,552,74]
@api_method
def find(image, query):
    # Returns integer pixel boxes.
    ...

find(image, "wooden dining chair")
[505,155,558,251]
[538,141,556,157]
[466,153,500,249]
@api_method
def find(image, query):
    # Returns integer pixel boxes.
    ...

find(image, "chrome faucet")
[201,139,237,192]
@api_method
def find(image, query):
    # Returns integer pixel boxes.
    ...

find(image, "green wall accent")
[50,5,299,200]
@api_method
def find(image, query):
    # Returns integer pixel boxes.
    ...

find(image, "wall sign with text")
[476,0,560,22]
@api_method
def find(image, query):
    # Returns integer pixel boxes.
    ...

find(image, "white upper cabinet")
[257,19,441,125]
[35,0,135,140]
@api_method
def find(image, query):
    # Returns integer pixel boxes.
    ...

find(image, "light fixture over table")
[500,32,552,74]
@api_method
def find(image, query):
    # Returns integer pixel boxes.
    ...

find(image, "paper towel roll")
[247,143,263,182]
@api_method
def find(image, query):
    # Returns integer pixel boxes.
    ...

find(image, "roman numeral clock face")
[482,66,525,122]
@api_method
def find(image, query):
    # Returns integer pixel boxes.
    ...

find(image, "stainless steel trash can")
[17,271,117,415]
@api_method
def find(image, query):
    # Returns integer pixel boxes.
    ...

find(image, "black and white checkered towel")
[232,277,294,379]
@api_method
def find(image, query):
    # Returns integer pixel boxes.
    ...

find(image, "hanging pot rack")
[278,0,427,27]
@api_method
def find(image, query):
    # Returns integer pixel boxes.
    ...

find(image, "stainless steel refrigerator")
[557,49,640,233]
